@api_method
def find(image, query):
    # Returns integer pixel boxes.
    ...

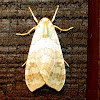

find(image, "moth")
[16,5,73,92]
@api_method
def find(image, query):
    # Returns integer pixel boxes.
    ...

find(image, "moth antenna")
[52,5,59,22]
[29,7,38,24]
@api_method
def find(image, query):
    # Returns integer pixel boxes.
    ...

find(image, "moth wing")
[47,32,66,91]
[25,30,45,92]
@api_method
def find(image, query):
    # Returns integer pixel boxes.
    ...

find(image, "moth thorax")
[43,24,50,38]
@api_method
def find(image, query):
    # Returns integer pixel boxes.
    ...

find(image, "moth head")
[39,17,51,24]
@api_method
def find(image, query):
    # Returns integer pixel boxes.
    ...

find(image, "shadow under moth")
[16,5,73,92]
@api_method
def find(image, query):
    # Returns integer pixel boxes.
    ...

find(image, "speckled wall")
[0,0,88,100]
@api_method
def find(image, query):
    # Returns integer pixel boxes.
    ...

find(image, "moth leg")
[22,60,27,67]
[64,60,69,67]
[52,5,59,22]
[16,26,36,36]
[54,25,74,31]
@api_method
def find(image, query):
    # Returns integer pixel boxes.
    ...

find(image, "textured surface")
[0,0,88,100]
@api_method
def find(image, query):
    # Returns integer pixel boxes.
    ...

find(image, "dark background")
[87,0,99,100]
[0,0,88,100]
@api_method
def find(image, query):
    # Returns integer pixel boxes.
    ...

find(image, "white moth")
[16,5,73,92]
